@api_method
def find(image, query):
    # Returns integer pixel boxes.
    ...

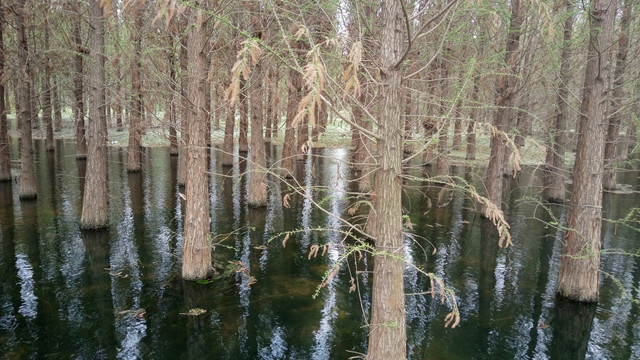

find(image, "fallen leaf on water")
[180,308,207,316]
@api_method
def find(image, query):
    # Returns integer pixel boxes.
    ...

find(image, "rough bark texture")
[127,5,144,172]
[182,4,212,280]
[73,11,87,159]
[248,61,267,207]
[544,0,575,203]
[80,0,109,229]
[367,0,406,358]
[178,36,189,186]
[603,0,631,190]
[483,0,523,215]
[16,0,37,199]
[556,0,615,303]
[0,11,10,182]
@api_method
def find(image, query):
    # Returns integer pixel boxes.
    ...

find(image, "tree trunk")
[264,70,273,142]
[483,0,523,216]
[52,76,63,132]
[248,60,267,207]
[80,0,109,229]
[0,10,10,182]
[178,35,189,186]
[73,10,87,159]
[127,5,144,173]
[16,0,37,199]
[270,69,280,138]
[42,6,54,152]
[238,80,249,153]
[367,0,406,358]
[544,0,575,203]
[556,0,615,303]
[281,65,301,177]
[603,0,631,190]
[168,39,178,156]
[221,101,235,166]
[182,4,213,280]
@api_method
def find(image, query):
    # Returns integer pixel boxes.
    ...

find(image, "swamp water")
[0,139,639,359]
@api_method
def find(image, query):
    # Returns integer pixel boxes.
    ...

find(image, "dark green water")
[0,139,639,359]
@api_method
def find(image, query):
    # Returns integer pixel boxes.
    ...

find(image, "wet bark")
[556,0,615,302]
[168,37,178,156]
[221,101,235,166]
[603,0,631,190]
[0,11,10,182]
[16,0,37,199]
[544,0,575,203]
[80,0,109,229]
[73,10,87,159]
[182,3,213,280]
[367,0,406,358]
[483,0,523,216]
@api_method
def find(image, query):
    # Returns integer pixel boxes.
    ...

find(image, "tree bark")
[182,3,213,280]
[238,80,249,152]
[52,76,63,132]
[367,0,406,358]
[603,0,631,190]
[280,64,301,177]
[221,101,235,166]
[556,0,615,302]
[544,0,575,203]
[0,10,10,182]
[73,8,87,159]
[16,0,37,199]
[483,0,523,216]
[42,6,54,152]
[178,35,189,186]
[248,59,267,207]
[80,0,109,229]
[127,4,144,172]
[168,38,179,156]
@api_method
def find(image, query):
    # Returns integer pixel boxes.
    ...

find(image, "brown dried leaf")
[283,193,291,209]
[308,244,319,260]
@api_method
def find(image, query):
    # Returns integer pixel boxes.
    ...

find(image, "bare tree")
[0,6,11,182]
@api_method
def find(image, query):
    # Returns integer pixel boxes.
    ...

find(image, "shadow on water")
[0,140,639,359]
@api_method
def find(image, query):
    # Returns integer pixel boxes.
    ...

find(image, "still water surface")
[0,140,639,359]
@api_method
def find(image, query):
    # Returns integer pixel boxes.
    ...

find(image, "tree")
[42,2,54,152]
[80,0,108,229]
[483,0,524,215]
[0,6,11,182]
[556,0,616,302]
[544,0,575,203]
[367,0,406,357]
[15,0,37,200]
[247,39,268,208]
[603,0,632,190]
[127,2,145,172]
[182,3,213,280]
[72,4,87,159]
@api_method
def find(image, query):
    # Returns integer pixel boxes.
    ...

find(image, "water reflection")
[0,140,638,359]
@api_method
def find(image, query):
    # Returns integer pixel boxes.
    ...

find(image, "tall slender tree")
[72,4,87,159]
[16,0,37,199]
[42,2,54,152]
[483,0,524,216]
[556,0,616,302]
[127,2,144,172]
[247,36,267,208]
[182,3,213,280]
[603,0,631,190]
[367,0,406,357]
[544,0,575,203]
[80,0,108,229]
[0,6,11,182]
